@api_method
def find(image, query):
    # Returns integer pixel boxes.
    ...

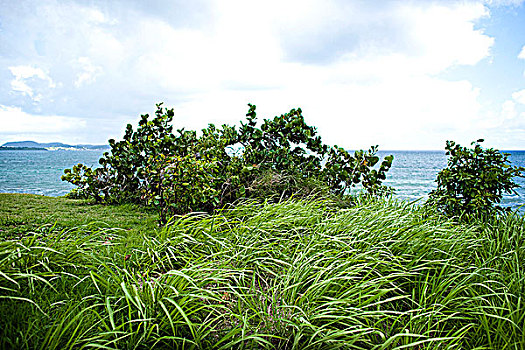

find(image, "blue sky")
[1,0,525,150]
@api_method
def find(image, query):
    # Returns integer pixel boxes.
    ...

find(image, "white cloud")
[519,46,525,59]
[74,57,103,87]
[8,65,56,100]
[169,76,485,150]
[512,89,525,104]
[80,6,116,25]
[0,105,85,133]
[484,0,525,6]
[401,3,492,72]
[0,0,521,149]
[501,100,517,120]
[155,1,494,149]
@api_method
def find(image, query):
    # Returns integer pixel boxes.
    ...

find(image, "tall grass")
[1,197,524,349]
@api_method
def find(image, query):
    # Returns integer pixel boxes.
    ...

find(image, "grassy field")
[0,193,158,239]
[1,194,524,349]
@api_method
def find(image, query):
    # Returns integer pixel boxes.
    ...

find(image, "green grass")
[0,193,158,239]
[1,194,524,349]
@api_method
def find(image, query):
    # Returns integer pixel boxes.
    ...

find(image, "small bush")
[427,139,524,218]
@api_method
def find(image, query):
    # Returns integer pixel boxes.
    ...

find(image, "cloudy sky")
[1,0,525,150]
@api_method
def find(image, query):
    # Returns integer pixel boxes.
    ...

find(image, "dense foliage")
[427,139,524,218]
[2,197,525,349]
[62,103,393,222]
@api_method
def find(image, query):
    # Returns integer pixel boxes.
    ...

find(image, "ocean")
[1,149,524,212]
[0,150,104,197]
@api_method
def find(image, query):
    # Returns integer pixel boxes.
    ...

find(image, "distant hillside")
[2,141,109,150]
[0,146,47,151]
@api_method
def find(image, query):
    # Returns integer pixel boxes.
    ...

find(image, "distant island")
[0,141,110,151]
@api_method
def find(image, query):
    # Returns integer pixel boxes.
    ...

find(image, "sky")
[1,0,525,150]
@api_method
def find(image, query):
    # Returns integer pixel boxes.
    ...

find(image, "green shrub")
[427,139,524,218]
[62,104,179,203]
[62,103,394,222]
[141,153,219,223]
[62,163,106,201]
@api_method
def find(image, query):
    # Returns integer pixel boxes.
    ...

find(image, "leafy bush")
[62,164,106,201]
[63,106,179,203]
[141,153,219,223]
[427,139,525,218]
[62,103,393,222]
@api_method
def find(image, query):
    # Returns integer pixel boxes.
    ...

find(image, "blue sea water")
[0,150,103,197]
[0,149,524,211]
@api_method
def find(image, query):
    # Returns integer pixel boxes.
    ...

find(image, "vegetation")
[427,139,525,218]
[62,104,393,222]
[3,104,525,348]
[1,195,525,349]
[0,194,157,240]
